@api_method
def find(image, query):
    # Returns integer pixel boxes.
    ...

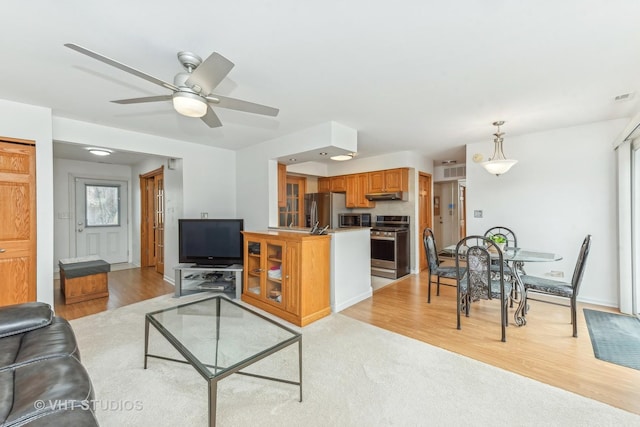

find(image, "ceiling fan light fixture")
[172,92,207,118]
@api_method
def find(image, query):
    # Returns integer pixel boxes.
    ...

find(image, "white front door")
[75,177,128,264]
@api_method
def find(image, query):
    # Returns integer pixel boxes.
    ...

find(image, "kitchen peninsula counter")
[266,227,372,313]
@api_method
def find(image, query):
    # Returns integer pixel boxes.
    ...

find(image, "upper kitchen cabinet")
[318,176,347,193]
[368,168,408,193]
[318,177,330,193]
[330,176,347,192]
[346,173,374,208]
[278,163,287,207]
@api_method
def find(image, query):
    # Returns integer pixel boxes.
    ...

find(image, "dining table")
[442,245,563,326]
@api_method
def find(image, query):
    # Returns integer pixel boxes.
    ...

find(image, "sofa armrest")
[0,302,53,338]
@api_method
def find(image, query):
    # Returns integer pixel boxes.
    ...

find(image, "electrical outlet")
[473,210,483,218]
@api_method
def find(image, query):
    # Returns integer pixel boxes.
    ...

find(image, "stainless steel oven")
[370,216,410,279]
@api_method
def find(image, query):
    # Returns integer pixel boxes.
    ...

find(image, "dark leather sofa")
[0,302,99,426]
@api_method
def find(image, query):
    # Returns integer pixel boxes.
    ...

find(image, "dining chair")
[484,226,524,306]
[456,235,512,342]
[423,227,458,303]
[521,234,592,337]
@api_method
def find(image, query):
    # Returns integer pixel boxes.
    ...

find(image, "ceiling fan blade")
[201,105,222,128]
[185,52,234,96]
[205,94,279,117]
[111,95,172,104]
[65,43,178,92]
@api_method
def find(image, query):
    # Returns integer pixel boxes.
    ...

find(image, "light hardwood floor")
[342,271,640,416]
[54,267,174,320]
[54,267,640,416]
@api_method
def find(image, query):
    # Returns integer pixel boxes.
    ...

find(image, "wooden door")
[278,175,306,226]
[140,167,164,274]
[0,138,36,306]
[418,172,432,271]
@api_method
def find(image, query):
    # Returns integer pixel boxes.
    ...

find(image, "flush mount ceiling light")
[172,91,208,118]
[330,153,355,161]
[481,121,518,176]
[87,148,112,156]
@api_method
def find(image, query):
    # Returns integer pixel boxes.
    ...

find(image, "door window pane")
[86,185,120,226]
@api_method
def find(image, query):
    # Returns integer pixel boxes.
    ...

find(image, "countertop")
[267,226,370,234]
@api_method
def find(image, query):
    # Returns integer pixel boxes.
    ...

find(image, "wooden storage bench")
[58,256,111,304]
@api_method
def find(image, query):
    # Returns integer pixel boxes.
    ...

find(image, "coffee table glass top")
[146,296,300,379]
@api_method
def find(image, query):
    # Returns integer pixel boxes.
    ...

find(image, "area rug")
[69,295,640,426]
[584,308,640,370]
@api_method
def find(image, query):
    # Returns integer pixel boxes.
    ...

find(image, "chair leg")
[571,298,577,338]
[428,274,432,304]
[437,276,441,296]
[456,292,462,330]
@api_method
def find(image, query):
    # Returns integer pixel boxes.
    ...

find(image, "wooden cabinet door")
[355,173,374,208]
[384,169,403,191]
[330,175,347,192]
[345,174,357,207]
[318,177,330,193]
[243,238,264,298]
[0,140,36,306]
[265,239,285,308]
[283,241,300,315]
[368,171,385,192]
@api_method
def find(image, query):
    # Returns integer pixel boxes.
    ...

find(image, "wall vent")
[443,166,466,178]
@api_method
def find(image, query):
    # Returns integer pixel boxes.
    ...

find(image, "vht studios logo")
[34,399,143,411]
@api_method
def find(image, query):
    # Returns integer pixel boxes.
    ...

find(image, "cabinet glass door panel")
[245,240,262,295]
[266,241,284,305]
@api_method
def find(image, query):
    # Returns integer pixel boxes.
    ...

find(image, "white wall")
[53,158,133,269]
[466,119,627,307]
[0,100,54,306]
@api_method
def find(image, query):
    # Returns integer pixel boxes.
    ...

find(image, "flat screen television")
[178,219,244,267]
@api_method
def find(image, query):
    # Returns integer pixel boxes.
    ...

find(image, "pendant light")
[481,121,518,176]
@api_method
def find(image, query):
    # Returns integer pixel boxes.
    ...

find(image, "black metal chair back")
[455,235,510,342]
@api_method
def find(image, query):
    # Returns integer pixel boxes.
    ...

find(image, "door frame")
[418,172,433,271]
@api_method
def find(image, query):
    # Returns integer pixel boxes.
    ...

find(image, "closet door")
[0,138,36,306]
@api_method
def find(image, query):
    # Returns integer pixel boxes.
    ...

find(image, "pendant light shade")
[481,121,517,176]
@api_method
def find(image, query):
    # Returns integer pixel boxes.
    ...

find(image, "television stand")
[173,264,243,299]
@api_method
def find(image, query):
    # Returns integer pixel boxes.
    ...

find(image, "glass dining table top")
[442,245,563,262]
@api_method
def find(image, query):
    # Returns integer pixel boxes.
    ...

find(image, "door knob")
[0,248,6,253]
[78,228,84,232]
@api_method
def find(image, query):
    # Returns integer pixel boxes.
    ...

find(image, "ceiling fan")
[64,43,279,128]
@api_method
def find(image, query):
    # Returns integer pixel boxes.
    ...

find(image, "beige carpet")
[70,294,640,426]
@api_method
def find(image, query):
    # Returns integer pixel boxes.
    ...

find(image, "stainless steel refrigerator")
[304,192,347,229]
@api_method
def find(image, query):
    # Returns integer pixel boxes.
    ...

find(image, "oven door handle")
[371,236,395,241]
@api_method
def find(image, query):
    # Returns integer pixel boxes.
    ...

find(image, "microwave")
[338,213,372,228]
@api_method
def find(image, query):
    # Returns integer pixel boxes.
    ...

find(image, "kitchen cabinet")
[242,231,331,326]
[318,177,330,193]
[278,163,287,207]
[346,173,374,208]
[368,168,408,193]
[330,175,347,192]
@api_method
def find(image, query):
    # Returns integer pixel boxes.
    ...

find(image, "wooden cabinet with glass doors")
[242,231,331,326]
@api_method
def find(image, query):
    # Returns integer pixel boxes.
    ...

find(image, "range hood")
[365,191,407,201]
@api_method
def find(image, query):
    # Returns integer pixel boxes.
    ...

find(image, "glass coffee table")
[144,296,302,427]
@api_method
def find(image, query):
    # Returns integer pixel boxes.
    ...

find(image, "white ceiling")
[4,1,640,166]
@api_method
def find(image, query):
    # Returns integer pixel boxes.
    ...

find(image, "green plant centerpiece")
[488,235,507,252]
